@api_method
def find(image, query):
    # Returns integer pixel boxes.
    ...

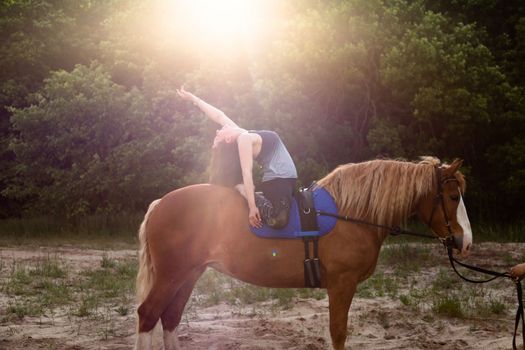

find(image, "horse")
[134,157,472,350]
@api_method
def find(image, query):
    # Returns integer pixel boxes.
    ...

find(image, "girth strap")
[303,237,321,288]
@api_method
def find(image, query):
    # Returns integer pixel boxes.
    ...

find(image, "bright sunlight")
[156,0,277,51]
[181,0,264,40]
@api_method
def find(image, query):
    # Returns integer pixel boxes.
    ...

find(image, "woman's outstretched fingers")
[177,86,194,101]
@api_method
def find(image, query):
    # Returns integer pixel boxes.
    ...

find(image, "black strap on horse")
[303,237,321,288]
[316,210,438,240]
[297,185,322,288]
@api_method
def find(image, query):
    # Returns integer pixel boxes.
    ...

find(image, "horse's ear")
[443,158,463,177]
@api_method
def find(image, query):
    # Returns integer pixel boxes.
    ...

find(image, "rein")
[318,208,524,349]
[316,211,438,240]
[315,164,524,349]
[444,241,524,350]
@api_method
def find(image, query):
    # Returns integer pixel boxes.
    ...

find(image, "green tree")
[5,63,203,216]
[0,0,120,216]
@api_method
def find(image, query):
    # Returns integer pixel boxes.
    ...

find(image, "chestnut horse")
[134,157,472,350]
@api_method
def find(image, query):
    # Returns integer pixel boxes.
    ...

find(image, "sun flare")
[158,0,273,49]
[185,0,263,39]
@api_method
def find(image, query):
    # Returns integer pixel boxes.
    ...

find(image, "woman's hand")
[249,205,262,228]
[177,86,197,103]
[510,263,525,280]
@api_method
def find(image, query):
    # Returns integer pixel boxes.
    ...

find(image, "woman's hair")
[209,141,243,187]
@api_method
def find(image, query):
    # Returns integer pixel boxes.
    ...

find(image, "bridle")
[316,165,524,350]
[426,166,460,247]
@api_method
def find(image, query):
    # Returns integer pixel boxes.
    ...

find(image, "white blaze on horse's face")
[457,193,472,257]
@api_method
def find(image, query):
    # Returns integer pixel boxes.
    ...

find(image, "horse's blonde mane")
[317,157,443,228]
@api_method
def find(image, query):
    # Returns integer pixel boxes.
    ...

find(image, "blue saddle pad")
[250,187,338,239]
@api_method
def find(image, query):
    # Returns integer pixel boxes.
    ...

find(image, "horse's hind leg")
[136,273,189,350]
[160,266,206,350]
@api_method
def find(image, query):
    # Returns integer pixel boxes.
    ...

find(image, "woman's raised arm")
[177,87,238,128]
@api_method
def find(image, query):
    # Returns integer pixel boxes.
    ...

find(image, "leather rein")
[316,166,524,350]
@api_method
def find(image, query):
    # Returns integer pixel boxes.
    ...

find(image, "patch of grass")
[35,278,71,307]
[398,284,432,309]
[99,306,117,340]
[2,253,138,323]
[399,294,411,306]
[474,298,506,317]
[432,295,464,318]
[297,288,326,300]
[489,299,506,315]
[5,264,32,295]
[5,256,70,305]
[356,273,399,298]
[273,288,295,308]
[30,255,67,278]
[193,269,228,306]
[4,299,43,321]
[0,214,141,248]
[80,257,136,298]
[100,254,117,269]
[3,256,73,322]
[115,304,130,316]
[432,269,456,290]
[75,293,99,317]
[473,222,525,242]
[378,243,432,274]
[229,284,273,304]
[191,269,325,309]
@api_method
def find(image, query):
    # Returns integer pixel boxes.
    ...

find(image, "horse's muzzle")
[453,234,471,257]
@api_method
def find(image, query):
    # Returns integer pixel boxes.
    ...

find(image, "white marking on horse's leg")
[163,328,182,350]
[457,194,473,255]
[134,330,153,350]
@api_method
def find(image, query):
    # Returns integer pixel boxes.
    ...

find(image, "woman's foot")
[254,192,274,225]
[266,198,290,229]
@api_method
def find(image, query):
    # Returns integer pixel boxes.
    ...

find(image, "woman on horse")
[177,87,297,229]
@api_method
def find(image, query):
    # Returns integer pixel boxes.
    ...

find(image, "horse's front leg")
[327,275,358,350]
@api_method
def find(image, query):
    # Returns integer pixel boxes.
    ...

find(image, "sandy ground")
[0,243,523,350]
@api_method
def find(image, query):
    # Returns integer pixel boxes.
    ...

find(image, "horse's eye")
[450,195,460,202]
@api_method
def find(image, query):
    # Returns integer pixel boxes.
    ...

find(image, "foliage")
[0,0,524,224]
[6,63,206,216]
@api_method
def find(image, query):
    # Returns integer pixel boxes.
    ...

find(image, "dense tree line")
[0,0,524,223]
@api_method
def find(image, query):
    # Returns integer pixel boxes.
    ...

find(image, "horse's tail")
[136,198,161,304]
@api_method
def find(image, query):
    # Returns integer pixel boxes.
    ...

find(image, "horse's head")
[418,159,472,257]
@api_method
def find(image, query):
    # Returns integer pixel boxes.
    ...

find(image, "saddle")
[249,185,338,288]
[249,186,337,239]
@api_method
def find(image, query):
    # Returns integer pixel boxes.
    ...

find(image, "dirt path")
[0,243,523,349]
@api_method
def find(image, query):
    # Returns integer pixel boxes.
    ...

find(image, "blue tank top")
[251,130,297,181]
